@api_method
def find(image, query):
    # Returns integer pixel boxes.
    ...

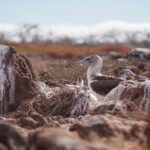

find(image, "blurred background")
[0,0,150,57]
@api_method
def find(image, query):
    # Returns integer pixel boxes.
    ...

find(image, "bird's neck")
[87,65,100,78]
[87,61,103,88]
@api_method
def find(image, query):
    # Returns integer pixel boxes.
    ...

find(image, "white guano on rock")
[0,45,15,113]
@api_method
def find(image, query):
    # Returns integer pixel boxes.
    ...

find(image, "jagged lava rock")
[0,45,37,113]
[113,66,139,77]
[0,123,27,150]
[104,80,150,111]
[119,69,148,81]
[28,127,114,150]
[102,51,122,60]
[0,45,16,113]
[126,48,150,60]
[13,52,37,103]
[70,114,149,149]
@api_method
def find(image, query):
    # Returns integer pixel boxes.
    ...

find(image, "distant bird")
[75,54,123,96]
[119,69,148,82]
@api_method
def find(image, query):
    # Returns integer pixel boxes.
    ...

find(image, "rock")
[31,112,48,125]
[0,117,6,121]
[103,51,122,60]
[119,69,136,80]
[0,45,16,114]
[51,116,63,120]
[112,66,148,81]
[19,117,38,129]
[59,119,66,124]
[28,127,113,150]
[44,121,60,127]
[126,48,150,60]
[0,143,8,150]
[117,58,127,63]
[0,123,27,150]
[119,69,148,81]
[65,118,76,123]
[47,117,53,122]
[104,80,150,111]
[1,118,17,125]
[0,45,37,114]
[137,63,146,71]
[13,53,37,104]
[70,114,148,149]
[144,125,150,148]
[77,116,86,121]
[91,101,127,114]
[113,66,139,77]
[70,119,114,140]
[57,117,77,124]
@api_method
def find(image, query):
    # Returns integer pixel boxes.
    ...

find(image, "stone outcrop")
[113,66,139,77]
[126,48,150,60]
[104,80,150,111]
[0,45,37,113]
[0,108,149,150]
[102,51,122,60]
[28,127,114,150]
[13,53,37,104]
[70,114,149,149]
[0,123,27,150]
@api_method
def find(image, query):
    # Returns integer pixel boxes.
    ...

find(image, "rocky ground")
[1,46,150,150]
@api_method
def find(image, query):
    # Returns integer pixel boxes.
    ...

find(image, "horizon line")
[0,20,150,26]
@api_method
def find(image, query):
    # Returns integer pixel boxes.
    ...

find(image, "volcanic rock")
[0,123,27,150]
[0,143,8,150]
[91,101,127,114]
[30,112,48,125]
[70,119,114,140]
[119,69,148,81]
[19,117,39,129]
[144,125,150,148]
[13,53,37,104]
[113,66,139,77]
[104,80,150,111]
[0,45,37,114]
[103,51,122,60]
[126,48,150,60]
[70,114,148,148]
[28,127,113,150]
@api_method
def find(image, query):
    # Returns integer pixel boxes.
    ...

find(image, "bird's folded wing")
[90,74,124,95]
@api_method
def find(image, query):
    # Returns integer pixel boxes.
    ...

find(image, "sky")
[0,0,150,25]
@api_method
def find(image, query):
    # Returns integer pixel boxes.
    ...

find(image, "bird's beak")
[74,57,91,64]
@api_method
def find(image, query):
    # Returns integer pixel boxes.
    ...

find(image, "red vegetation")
[0,42,132,57]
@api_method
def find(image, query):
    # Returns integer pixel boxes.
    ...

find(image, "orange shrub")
[0,42,132,58]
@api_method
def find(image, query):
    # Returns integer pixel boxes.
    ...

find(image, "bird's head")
[74,54,103,66]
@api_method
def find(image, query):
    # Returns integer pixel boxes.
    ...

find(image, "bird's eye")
[86,58,91,63]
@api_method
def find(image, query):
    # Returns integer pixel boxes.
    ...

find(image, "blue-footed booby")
[75,54,123,96]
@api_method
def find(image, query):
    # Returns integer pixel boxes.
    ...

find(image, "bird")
[74,54,123,96]
[119,69,148,82]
